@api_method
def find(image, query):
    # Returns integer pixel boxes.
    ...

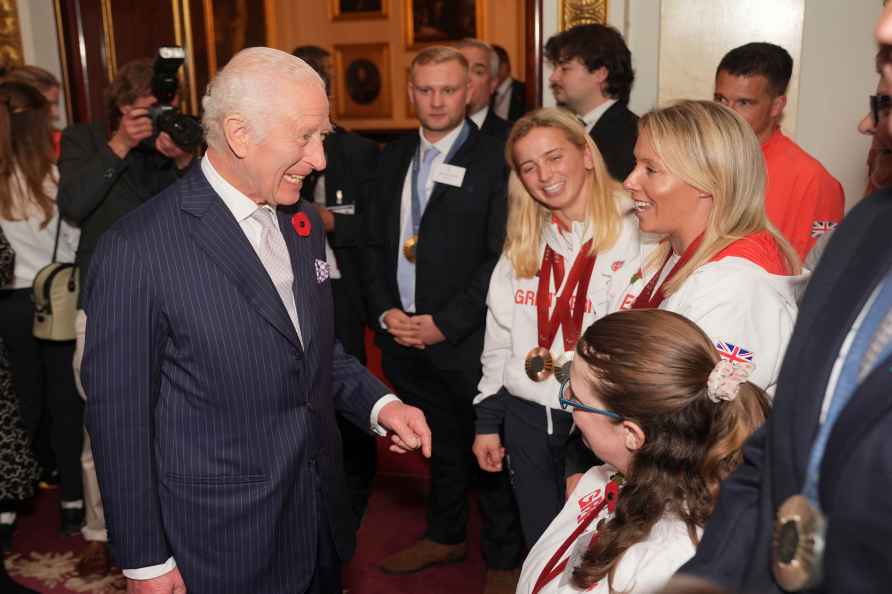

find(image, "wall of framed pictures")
[270,0,525,132]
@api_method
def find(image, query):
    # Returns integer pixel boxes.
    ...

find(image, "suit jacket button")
[104,167,115,179]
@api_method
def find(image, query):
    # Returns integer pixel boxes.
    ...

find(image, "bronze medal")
[525,347,554,382]
[403,235,418,263]
[772,494,826,591]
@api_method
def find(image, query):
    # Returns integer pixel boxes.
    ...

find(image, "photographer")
[57,57,193,579]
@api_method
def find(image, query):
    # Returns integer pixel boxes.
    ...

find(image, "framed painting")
[333,43,392,119]
[559,0,608,30]
[331,0,387,20]
[405,0,483,49]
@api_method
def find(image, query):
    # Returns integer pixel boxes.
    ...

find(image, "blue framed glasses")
[558,379,623,420]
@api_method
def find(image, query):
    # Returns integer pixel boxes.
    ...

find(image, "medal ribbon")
[631,234,704,309]
[536,240,597,352]
[531,481,619,594]
[409,121,471,238]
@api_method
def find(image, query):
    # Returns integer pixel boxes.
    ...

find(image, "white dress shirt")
[493,77,513,121]
[469,105,489,131]
[124,156,398,581]
[578,99,617,133]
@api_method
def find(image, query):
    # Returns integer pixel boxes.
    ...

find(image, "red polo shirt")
[762,128,844,260]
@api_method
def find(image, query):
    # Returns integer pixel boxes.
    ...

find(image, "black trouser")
[331,278,377,523]
[382,351,524,569]
[0,288,83,502]
[503,395,575,549]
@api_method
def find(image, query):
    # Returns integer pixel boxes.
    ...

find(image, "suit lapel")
[387,138,418,249]
[423,123,479,216]
[279,203,319,352]
[182,168,303,351]
[786,214,892,487]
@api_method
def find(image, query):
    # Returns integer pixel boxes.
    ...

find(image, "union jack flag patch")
[811,220,837,238]
[715,340,753,365]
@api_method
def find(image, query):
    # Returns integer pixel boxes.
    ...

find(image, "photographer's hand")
[155,132,194,170]
[108,106,153,159]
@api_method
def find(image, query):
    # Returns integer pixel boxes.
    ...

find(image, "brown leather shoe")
[378,538,466,574]
[484,568,521,594]
[75,541,112,578]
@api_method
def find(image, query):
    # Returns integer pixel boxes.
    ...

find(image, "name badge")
[328,204,355,215]
[432,164,466,188]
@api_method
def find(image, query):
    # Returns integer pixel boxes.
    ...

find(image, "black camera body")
[149,46,203,150]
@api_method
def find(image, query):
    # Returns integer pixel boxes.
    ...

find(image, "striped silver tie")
[251,207,303,345]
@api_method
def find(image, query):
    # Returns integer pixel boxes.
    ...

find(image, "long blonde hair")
[504,107,623,278]
[640,100,800,294]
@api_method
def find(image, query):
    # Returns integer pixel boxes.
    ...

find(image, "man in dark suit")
[82,47,431,594]
[293,44,381,523]
[457,38,512,142]
[667,38,892,594]
[545,24,638,181]
[492,44,527,122]
[366,46,523,593]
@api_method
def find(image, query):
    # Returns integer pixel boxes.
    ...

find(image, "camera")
[148,46,203,150]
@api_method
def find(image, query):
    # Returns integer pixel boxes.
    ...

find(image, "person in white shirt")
[471,108,651,549]
[0,82,82,539]
[518,309,769,594]
[457,39,512,142]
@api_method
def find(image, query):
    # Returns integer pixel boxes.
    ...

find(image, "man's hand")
[411,314,446,346]
[154,132,194,170]
[312,203,335,232]
[126,567,186,594]
[377,401,432,457]
[472,433,505,472]
[108,106,154,159]
[565,473,583,500]
[382,308,425,348]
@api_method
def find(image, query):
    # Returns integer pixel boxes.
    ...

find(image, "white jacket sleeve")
[664,259,801,393]
[475,255,515,404]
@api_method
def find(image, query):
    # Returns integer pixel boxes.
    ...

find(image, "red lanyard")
[631,234,704,310]
[531,481,619,594]
[536,240,597,352]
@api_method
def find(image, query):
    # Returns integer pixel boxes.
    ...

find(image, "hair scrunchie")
[707,358,754,403]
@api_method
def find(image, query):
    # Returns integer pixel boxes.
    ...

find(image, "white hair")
[456,38,498,79]
[202,47,324,151]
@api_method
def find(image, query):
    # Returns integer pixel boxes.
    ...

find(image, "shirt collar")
[579,99,617,130]
[201,154,267,223]
[469,105,489,130]
[496,77,512,97]
[419,120,466,156]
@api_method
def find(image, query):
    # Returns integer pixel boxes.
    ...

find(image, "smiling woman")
[472,107,655,551]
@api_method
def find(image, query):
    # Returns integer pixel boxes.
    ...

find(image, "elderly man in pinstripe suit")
[82,47,431,594]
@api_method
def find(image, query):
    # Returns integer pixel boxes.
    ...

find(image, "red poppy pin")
[611,260,624,272]
[291,212,311,237]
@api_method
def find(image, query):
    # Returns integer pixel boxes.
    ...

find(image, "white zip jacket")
[475,211,655,411]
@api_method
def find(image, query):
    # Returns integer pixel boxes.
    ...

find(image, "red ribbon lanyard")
[531,481,619,594]
[631,234,704,310]
[536,240,597,352]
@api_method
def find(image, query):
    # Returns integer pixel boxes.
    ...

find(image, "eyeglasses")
[558,379,623,420]
[871,94,892,125]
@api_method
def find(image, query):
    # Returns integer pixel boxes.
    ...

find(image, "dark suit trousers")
[331,278,377,523]
[382,350,523,569]
[0,288,83,502]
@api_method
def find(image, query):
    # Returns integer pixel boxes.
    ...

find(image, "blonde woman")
[472,108,652,548]
[620,100,807,392]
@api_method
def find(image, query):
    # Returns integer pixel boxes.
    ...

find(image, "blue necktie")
[398,146,439,311]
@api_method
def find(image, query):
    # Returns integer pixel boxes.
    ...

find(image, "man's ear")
[770,94,787,120]
[224,114,251,159]
[407,82,416,109]
[622,420,646,452]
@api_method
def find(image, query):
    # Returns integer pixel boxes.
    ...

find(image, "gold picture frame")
[331,0,388,21]
[405,0,484,49]
[0,0,24,71]
[334,43,392,119]
[560,0,608,30]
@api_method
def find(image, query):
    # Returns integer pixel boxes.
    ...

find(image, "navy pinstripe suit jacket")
[82,165,388,594]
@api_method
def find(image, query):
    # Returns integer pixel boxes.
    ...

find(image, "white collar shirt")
[579,98,617,133]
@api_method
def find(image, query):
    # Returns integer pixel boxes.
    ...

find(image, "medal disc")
[525,347,554,382]
[403,235,418,263]
[772,494,826,591]
[554,352,575,384]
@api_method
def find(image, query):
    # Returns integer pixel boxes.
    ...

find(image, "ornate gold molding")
[560,0,608,30]
[0,0,24,70]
